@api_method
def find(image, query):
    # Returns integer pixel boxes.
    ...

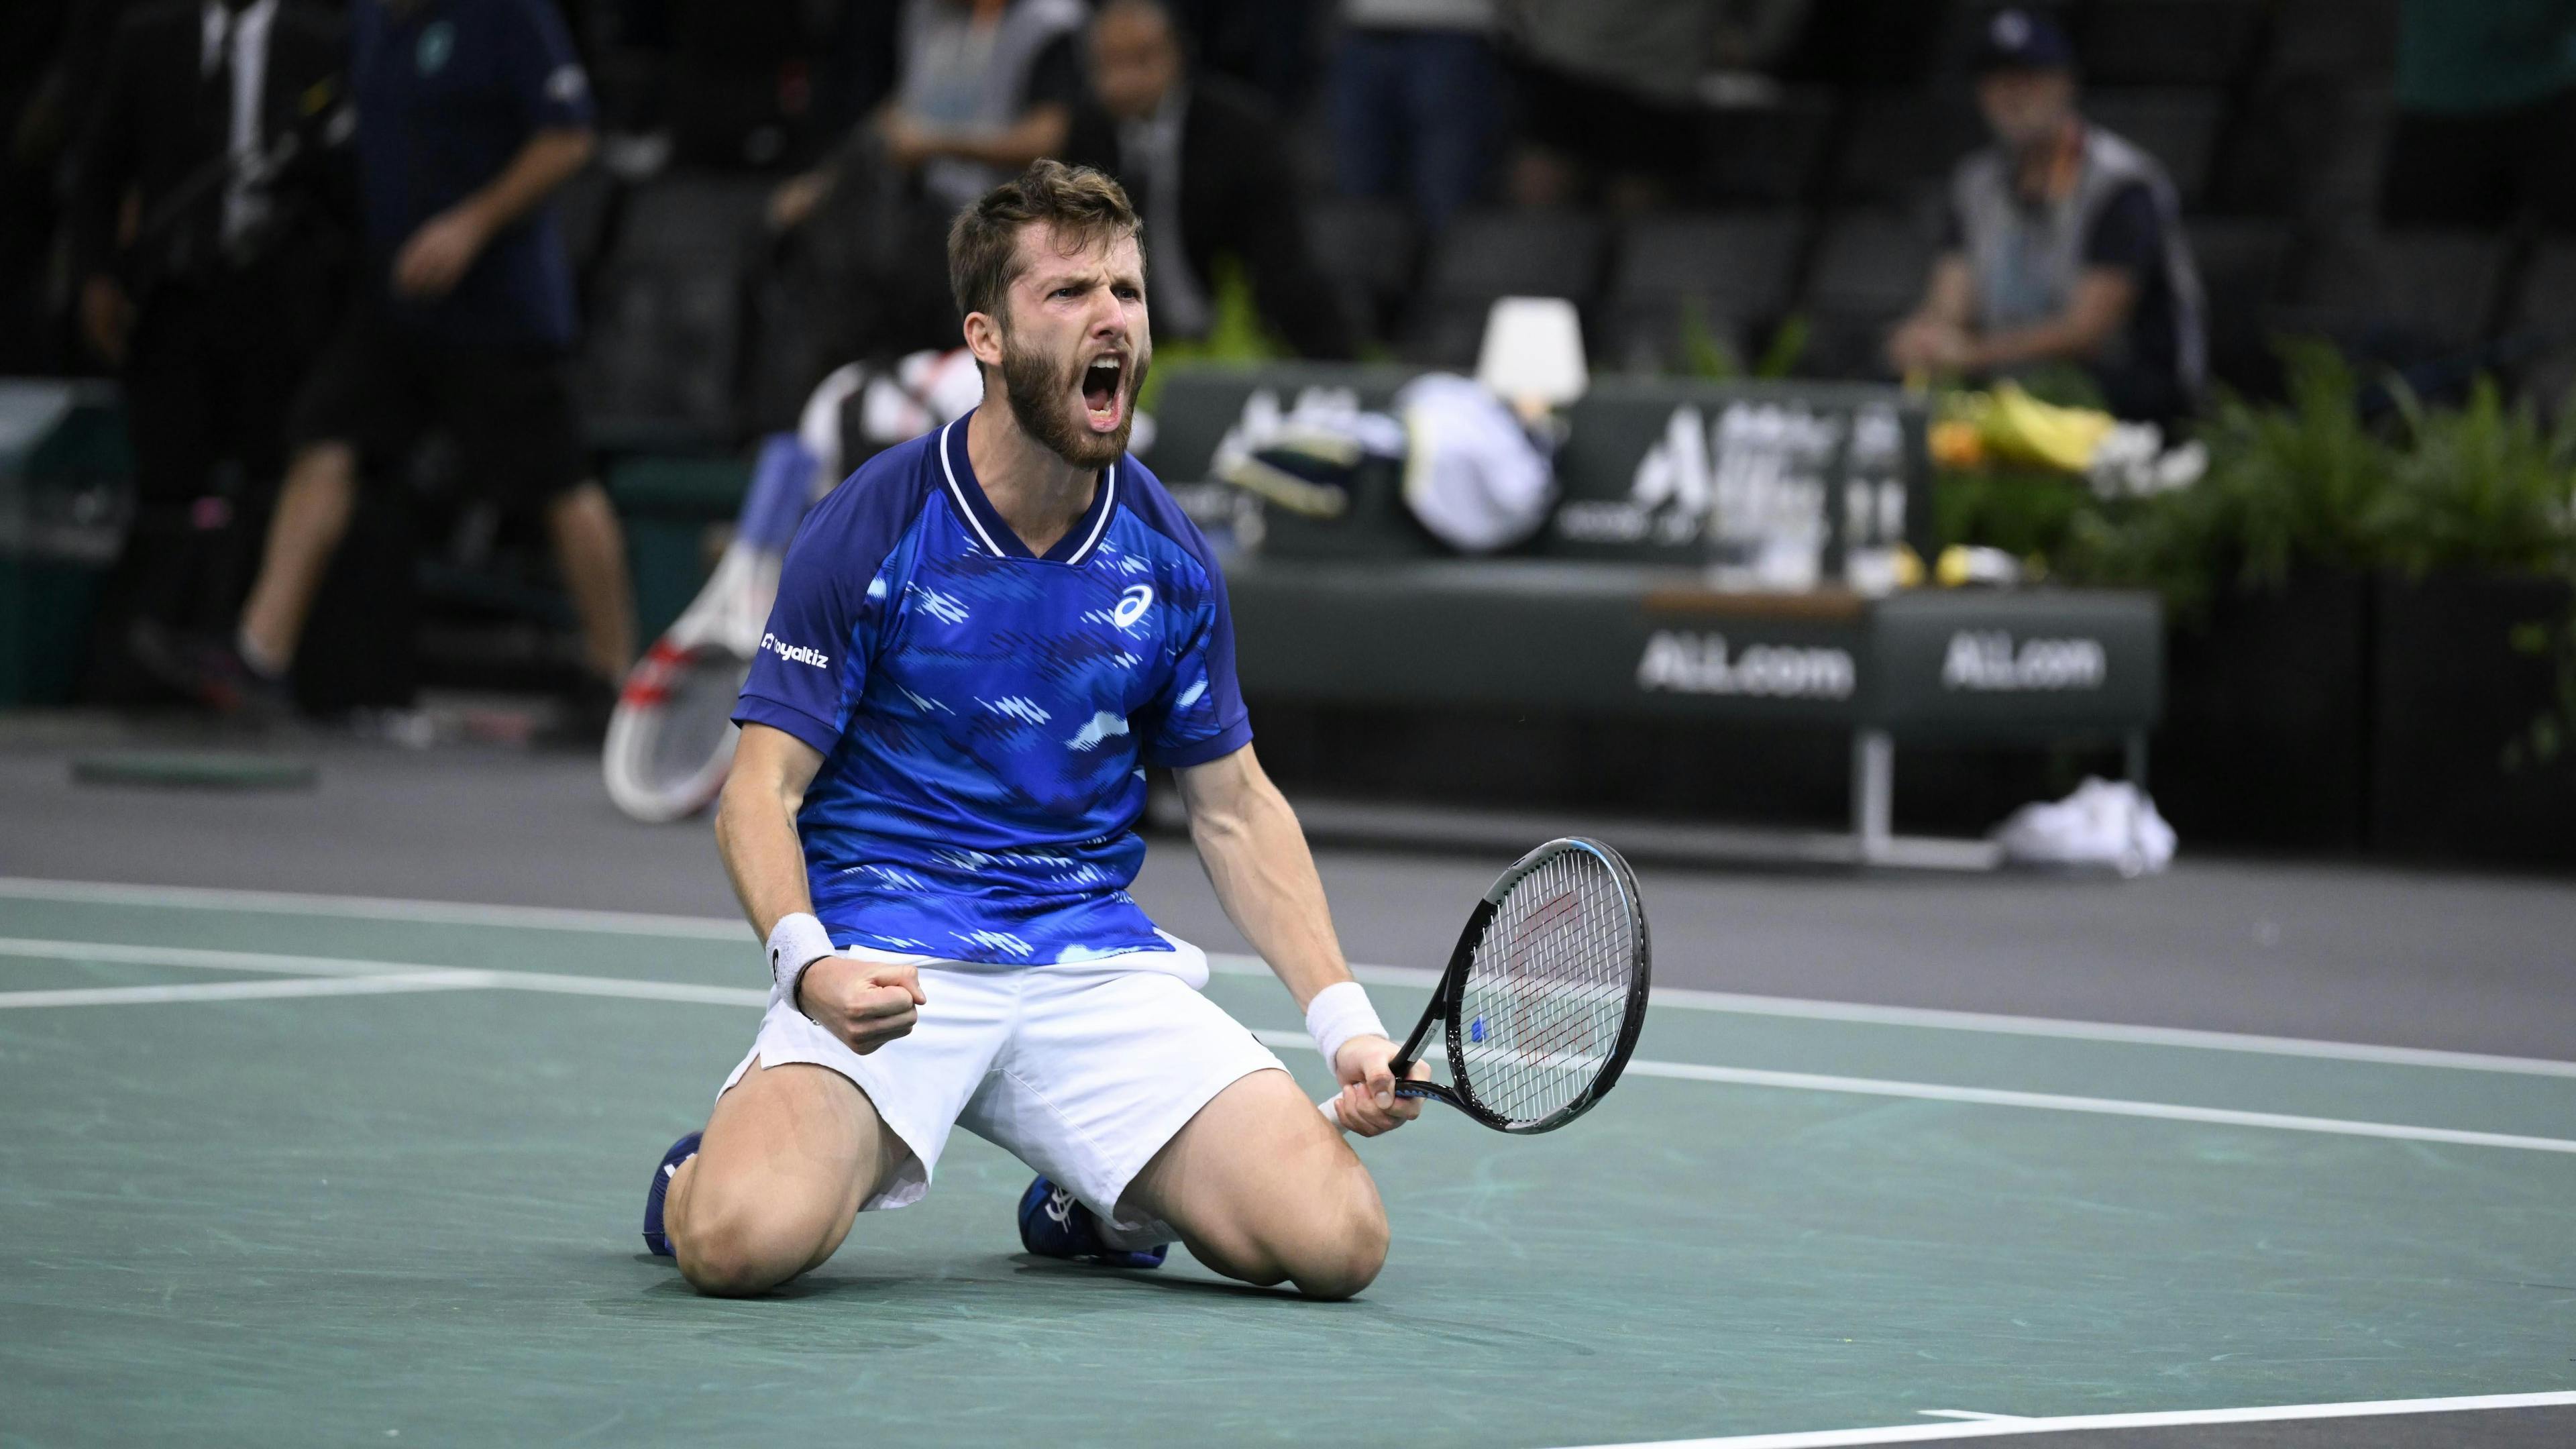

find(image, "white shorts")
[719,934,1287,1222]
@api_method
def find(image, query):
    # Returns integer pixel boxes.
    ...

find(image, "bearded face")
[980,226,1151,471]
[998,317,1148,471]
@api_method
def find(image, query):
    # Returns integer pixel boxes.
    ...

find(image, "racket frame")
[1385,836,1651,1135]
[602,436,811,823]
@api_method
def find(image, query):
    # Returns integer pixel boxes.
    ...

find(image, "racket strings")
[1455,849,1637,1126]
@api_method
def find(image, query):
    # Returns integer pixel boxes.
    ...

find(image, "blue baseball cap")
[1972,7,2077,74]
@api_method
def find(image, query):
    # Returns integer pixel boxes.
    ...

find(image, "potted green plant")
[2366,380,2576,864]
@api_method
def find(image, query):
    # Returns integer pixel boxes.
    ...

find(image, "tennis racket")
[602,435,816,823]
[1322,837,1650,1135]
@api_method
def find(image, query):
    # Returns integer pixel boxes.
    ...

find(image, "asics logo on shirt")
[761,633,830,669]
[1112,585,1155,629]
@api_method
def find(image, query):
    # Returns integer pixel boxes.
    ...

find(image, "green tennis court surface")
[4,880,2573,1448]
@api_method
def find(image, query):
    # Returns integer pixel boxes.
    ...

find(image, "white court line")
[1554,1389,2576,1448]
[7,875,2576,1079]
[0,936,466,977]
[1913,1413,2021,1423]
[0,938,772,1008]
[1210,957,2576,1081]
[2,935,2572,1155]
[1238,1030,2576,1156]
[1611,1059,2576,1157]
[0,970,494,1010]
[0,876,748,940]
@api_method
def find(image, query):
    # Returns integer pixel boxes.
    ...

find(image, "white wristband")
[766,912,837,1010]
[1305,980,1387,1073]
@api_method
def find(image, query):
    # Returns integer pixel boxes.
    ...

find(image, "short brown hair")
[947,160,1144,324]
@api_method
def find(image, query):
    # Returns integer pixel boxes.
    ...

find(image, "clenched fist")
[794,954,927,1055]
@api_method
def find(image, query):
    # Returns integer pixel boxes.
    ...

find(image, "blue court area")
[4,877,2574,1448]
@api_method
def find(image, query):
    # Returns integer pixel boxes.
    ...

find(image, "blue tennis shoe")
[1017,1175,1167,1269]
[641,1131,702,1258]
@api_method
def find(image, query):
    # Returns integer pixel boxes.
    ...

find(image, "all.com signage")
[1637,631,1858,700]
[1553,396,1911,557]
[1939,631,2108,692]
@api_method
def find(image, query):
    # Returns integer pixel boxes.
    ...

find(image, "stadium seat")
[2184,217,2296,394]
[2086,89,2224,211]
[1405,209,1609,367]
[1799,211,1942,378]
[1599,211,1807,372]
[1833,90,1990,211]
[1699,90,1838,207]
[2286,229,2514,363]
[1305,197,1421,347]
[2499,242,2576,410]
[574,174,773,451]
[2074,0,2264,88]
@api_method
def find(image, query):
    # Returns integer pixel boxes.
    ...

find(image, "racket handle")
[1318,1094,1344,1129]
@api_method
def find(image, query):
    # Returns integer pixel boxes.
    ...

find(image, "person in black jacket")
[66,0,350,700]
[1065,0,1356,360]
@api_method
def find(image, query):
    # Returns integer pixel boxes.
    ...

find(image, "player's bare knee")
[672,1202,817,1297]
[1285,1227,1385,1301]
[675,1224,800,1297]
[1279,1183,1389,1300]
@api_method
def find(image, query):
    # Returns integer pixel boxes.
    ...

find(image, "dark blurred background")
[4,0,2573,869]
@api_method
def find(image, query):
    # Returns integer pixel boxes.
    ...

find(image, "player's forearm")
[455,127,592,237]
[713,776,814,940]
[1181,755,1354,1010]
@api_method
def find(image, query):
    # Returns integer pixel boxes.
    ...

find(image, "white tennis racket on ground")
[602,435,816,823]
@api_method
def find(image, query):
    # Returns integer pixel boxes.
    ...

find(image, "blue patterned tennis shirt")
[732,414,1252,964]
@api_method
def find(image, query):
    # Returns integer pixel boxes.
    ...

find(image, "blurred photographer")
[66,0,350,699]
[189,0,635,722]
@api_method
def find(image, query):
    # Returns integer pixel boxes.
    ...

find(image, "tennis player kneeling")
[641,161,1426,1299]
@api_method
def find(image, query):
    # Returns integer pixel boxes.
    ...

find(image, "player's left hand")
[1330,1034,1431,1138]
[393,207,490,299]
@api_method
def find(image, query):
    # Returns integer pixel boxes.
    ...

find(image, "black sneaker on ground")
[133,623,292,718]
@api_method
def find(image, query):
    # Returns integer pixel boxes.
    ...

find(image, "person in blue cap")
[1886,7,2208,427]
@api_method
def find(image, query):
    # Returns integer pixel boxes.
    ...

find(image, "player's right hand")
[1330,1034,1430,1138]
[795,955,927,1055]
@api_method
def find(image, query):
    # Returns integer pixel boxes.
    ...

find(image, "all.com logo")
[1940,632,2106,692]
[1636,631,1857,700]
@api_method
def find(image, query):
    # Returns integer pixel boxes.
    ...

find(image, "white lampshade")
[1474,296,1589,407]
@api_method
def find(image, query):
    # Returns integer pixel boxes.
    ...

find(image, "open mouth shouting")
[1079,351,1127,433]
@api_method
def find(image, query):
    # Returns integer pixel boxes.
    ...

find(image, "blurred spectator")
[770,0,1084,230]
[1495,0,1719,212]
[1328,0,1501,230]
[64,0,351,699]
[1066,0,1356,358]
[1,1,77,373]
[195,0,634,720]
[757,0,1083,381]
[2383,0,2576,229]
[1885,9,2206,427]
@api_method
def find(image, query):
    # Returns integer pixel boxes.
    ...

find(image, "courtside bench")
[1142,366,2163,862]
